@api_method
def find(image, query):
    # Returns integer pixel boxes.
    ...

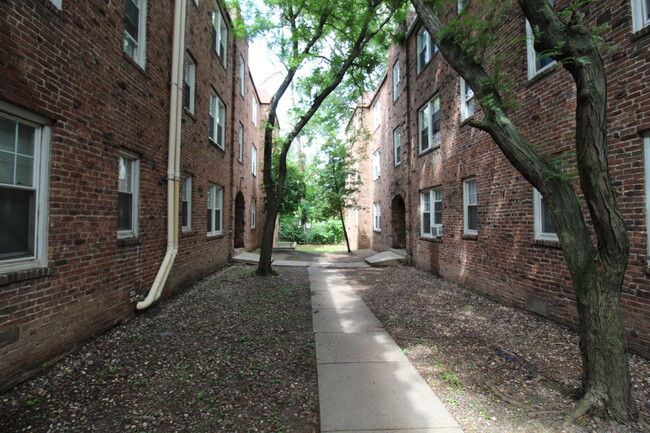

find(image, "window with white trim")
[533,189,557,241]
[393,127,401,166]
[463,178,478,234]
[392,61,401,101]
[373,149,381,180]
[251,198,257,229]
[373,202,381,232]
[0,106,50,270]
[238,123,244,163]
[416,27,437,74]
[460,77,475,121]
[50,0,62,9]
[239,55,245,97]
[418,97,441,153]
[207,184,223,236]
[184,54,196,113]
[632,0,650,31]
[124,0,147,68]
[251,145,257,176]
[526,19,555,79]
[252,96,258,126]
[211,7,228,66]
[182,176,192,231]
[118,153,139,238]
[209,91,225,149]
[421,189,442,238]
[373,99,381,130]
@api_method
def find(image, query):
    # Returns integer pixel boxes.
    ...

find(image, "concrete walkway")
[309,266,464,433]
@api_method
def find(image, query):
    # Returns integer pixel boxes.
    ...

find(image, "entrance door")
[391,195,406,249]
[234,192,245,248]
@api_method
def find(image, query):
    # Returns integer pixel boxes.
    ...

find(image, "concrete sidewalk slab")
[311,290,367,309]
[315,332,407,363]
[312,306,384,333]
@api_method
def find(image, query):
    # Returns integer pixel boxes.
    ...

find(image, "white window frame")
[526,20,556,80]
[251,145,257,176]
[463,178,478,235]
[212,6,228,67]
[420,189,443,238]
[533,189,558,241]
[252,96,258,126]
[209,91,226,149]
[373,149,381,180]
[238,123,244,163]
[418,97,441,153]
[124,0,147,68]
[251,198,257,229]
[392,61,401,101]
[632,0,650,31]
[393,127,401,166]
[239,55,246,97]
[50,0,62,9]
[373,99,381,130]
[117,152,140,239]
[417,27,431,73]
[182,176,192,231]
[373,202,381,232]
[0,103,51,272]
[460,77,475,121]
[643,133,650,264]
[184,54,196,114]
[207,184,223,236]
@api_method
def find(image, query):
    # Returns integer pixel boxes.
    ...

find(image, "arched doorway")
[391,194,406,249]
[234,192,245,248]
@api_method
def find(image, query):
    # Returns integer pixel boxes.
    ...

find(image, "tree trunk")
[339,206,351,253]
[257,200,279,276]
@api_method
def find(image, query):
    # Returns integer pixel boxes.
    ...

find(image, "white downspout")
[137,0,186,309]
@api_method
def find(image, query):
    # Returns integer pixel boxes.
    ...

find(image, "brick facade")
[0,0,265,392]
[350,0,650,357]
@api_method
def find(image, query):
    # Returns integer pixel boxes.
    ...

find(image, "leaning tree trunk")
[257,198,279,276]
[339,206,351,253]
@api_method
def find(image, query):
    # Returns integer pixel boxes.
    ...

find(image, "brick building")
[348,0,650,357]
[0,0,265,392]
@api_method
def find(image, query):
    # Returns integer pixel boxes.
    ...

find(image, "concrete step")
[365,251,408,267]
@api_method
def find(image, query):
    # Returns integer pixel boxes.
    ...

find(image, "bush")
[307,219,343,245]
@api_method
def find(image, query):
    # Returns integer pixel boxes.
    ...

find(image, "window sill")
[181,228,193,236]
[0,266,51,286]
[533,238,560,248]
[122,52,147,76]
[207,233,226,240]
[420,236,442,243]
[373,229,381,233]
[208,138,226,152]
[418,145,440,158]
[462,233,478,240]
[632,25,650,41]
[527,63,558,86]
[183,108,196,121]
[459,116,474,127]
[117,237,142,247]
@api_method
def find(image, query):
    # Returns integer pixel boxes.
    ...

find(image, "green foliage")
[307,219,344,245]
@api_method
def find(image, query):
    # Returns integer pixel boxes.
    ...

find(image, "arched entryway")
[391,194,406,249]
[234,192,245,248]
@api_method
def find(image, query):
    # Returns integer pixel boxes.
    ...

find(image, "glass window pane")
[215,209,221,231]
[434,201,443,225]
[15,155,33,187]
[0,187,35,259]
[182,202,188,227]
[0,118,16,153]
[541,198,556,234]
[468,206,478,230]
[0,151,15,185]
[118,157,132,192]
[17,124,34,156]
[117,192,133,230]
[207,208,213,232]
[125,0,140,40]
[423,213,431,234]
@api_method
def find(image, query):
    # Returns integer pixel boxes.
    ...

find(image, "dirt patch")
[343,266,650,433]
[0,265,319,433]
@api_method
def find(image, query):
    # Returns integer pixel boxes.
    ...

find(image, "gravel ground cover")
[0,265,319,433]
[343,265,650,433]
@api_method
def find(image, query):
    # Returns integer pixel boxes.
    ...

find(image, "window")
[463,178,478,235]
[207,184,223,236]
[252,96,258,126]
[124,0,147,67]
[421,189,442,238]
[460,78,475,121]
[458,0,468,12]
[182,176,192,231]
[418,97,441,153]
[0,105,50,270]
[212,7,228,66]
[373,99,381,130]
[209,91,225,149]
[118,153,139,238]
[632,0,650,31]
[184,54,196,113]
[373,203,381,232]
[251,199,257,229]
[526,20,555,79]
[251,145,257,176]
[393,128,401,166]
[417,27,437,73]
[392,61,401,101]
[373,149,381,180]
[238,123,244,163]
[239,55,245,97]
[50,0,62,9]
[533,189,557,241]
